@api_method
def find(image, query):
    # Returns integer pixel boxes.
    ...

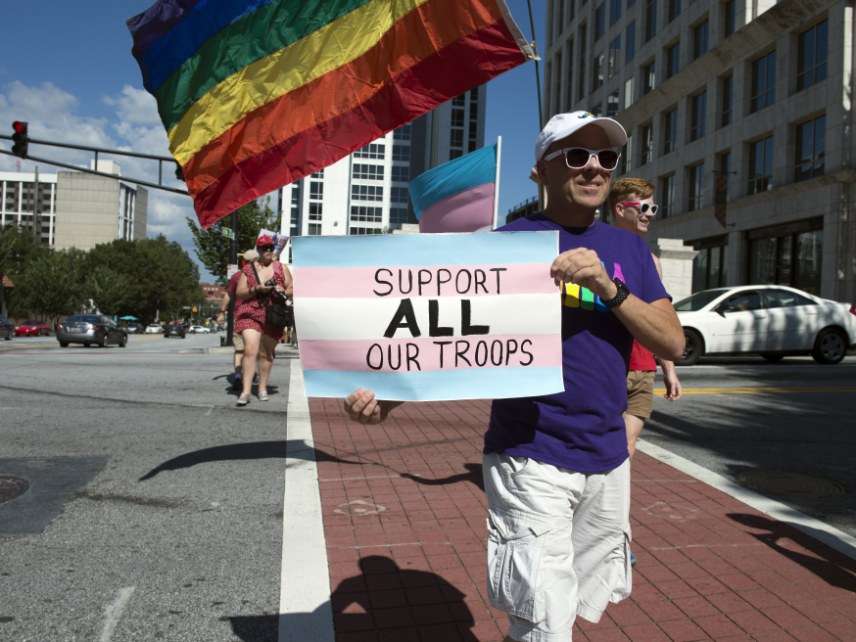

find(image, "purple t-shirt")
[484,214,669,474]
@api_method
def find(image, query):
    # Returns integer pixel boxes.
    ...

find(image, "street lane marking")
[637,440,856,561]
[279,361,334,642]
[98,586,135,642]
[656,385,856,396]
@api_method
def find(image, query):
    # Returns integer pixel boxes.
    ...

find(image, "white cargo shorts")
[483,453,632,642]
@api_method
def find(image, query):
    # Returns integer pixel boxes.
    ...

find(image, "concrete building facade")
[544,0,856,302]
[277,88,487,241]
[1,161,148,251]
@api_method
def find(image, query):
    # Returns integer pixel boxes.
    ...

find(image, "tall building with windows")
[544,0,855,300]
[0,161,148,251]
[277,87,486,240]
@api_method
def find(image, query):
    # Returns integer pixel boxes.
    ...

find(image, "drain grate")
[736,470,847,497]
[0,475,30,505]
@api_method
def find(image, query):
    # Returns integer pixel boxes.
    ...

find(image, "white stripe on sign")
[278,361,334,642]
[294,293,560,341]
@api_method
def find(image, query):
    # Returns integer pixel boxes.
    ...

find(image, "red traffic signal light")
[11,121,28,158]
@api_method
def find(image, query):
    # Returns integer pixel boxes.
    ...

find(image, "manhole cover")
[736,470,847,497]
[0,476,30,505]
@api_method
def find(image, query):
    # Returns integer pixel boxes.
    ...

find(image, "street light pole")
[225,210,239,348]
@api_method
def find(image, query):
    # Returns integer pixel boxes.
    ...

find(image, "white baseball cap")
[534,111,628,163]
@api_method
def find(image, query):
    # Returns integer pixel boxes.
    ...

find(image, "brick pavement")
[306,398,856,642]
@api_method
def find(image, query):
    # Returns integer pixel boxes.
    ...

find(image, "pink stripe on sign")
[418,183,495,233]
[299,334,561,373]
[295,263,555,298]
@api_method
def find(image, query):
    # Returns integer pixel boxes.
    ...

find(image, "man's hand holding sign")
[292,232,564,406]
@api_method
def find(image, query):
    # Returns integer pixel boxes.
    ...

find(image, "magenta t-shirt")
[484,215,669,474]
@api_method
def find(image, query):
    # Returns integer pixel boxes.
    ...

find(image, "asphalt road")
[1,337,854,641]
[647,355,856,539]
[0,334,294,642]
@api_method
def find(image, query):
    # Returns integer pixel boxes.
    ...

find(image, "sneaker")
[258,390,269,401]
[236,394,250,407]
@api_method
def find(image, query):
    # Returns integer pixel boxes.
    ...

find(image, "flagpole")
[526,0,543,127]
[493,137,502,230]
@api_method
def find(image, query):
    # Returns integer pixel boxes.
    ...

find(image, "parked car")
[163,322,187,339]
[144,323,164,334]
[56,314,128,348]
[674,285,856,365]
[124,322,144,334]
[0,315,13,340]
[188,325,211,334]
[15,319,51,336]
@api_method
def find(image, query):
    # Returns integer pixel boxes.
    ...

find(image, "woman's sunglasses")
[620,201,659,215]
[542,147,621,171]
[258,245,275,252]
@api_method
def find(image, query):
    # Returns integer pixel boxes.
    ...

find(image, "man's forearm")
[612,296,684,361]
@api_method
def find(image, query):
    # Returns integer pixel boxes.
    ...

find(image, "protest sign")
[292,232,563,401]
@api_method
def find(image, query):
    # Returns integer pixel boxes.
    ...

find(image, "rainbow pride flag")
[127,0,533,227]
[410,143,499,233]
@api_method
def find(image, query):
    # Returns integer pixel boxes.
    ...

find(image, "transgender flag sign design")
[410,144,499,233]
[292,232,564,401]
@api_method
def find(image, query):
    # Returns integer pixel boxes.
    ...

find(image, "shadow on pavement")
[402,462,485,492]
[729,513,856,593]
[138,440,364,481]
[223,614,277,642]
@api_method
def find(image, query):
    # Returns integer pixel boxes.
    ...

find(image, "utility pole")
[33,166,40,242]
[224,211,239,347]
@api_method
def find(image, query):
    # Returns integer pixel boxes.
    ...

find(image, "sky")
[0,1,546,279]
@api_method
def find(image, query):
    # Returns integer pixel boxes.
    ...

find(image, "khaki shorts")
[232,333,244,352]
[484,454,632,641]
[626,371,655,420]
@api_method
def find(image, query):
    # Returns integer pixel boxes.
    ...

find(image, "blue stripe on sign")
[141,0,277,93]
[292,230,559,268]
[409,145,496,219]
[302,366,565,401]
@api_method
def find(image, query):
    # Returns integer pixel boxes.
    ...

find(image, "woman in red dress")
[234,235,293,406]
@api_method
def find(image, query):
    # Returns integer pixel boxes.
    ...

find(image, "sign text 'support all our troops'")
[292,232,564,401]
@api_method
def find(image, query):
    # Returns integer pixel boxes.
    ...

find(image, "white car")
[674,285,856,365]
[189,325,211,334]
[144,323,163,334]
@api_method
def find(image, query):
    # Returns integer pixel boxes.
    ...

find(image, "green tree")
[7,248,87,322]
[0,226,50,318]
[187,200,278,283]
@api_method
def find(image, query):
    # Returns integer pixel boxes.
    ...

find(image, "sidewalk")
[298,396,856,642]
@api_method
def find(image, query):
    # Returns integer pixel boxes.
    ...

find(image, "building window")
[309,181,323,200]
[351,185,384,202]
[552,52,562,114]
[392,145,410,162]
[797,20,828,91]
[750,50,776,113]
[353,143,385,159]
[689,90,706,141]
[748,135,774,194]
[692,240,728,291]
[722,0,736,37]
[795,114,826,181]
[687,162,704,211]
[350,206,383,222]
[625,21,636,64]
[624,77,634,108]
[394,124,411,141]
[693,19,709,59]
[662,107,677,154]
[592,52,605,90]
[716,150,731,202]
[389,207,413,228]
[565,40,575,108]
[391,186,409,203]
[665,42,680,79]
[619,134,632,175]
[642,60,656,94]
[719,74,733,127]
[610,0,622,26]
[667,0,681,22]
[640,123,654,165]
[352,163,384,180]
[595,4,606,40]
[659,173,676,218]
[590,103,602,116]
[391,165,409,182]
[308,223,322,235]
[607,91,620,117]
[644,0,657,42]
[557,0,565,38]
[608,36,621,79]
[349,226,383,235]
[308,202,323,221]
[748,219,823,294]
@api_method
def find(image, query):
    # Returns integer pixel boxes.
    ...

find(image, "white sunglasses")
[542,147,621,171]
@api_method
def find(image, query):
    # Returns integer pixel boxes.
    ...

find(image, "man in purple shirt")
[345,111,684,641]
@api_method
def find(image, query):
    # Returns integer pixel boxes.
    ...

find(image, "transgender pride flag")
[409,142,500,233]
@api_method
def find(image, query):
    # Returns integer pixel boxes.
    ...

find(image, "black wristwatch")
[603,277,630,310]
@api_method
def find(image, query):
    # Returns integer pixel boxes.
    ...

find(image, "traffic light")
[11,121,28,158]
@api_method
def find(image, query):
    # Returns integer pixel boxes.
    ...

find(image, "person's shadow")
[401,463,485,492]
[729,513,856,592]
[332,556,477,641]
